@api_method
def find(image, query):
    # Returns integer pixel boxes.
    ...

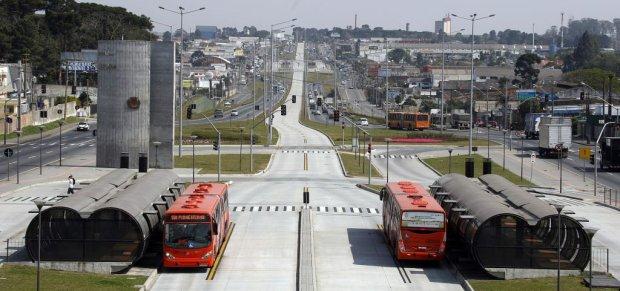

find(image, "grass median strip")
[423,153,536,186]
[175,154,271,174]
[469,275,616,291]
[338,151,382,178]
[0,265,147,291]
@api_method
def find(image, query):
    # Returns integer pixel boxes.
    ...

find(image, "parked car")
[77,122,89,131]
[231,109,239,117]
[214,109,224,118]
[224,101,232,106]
[358,118,369,126]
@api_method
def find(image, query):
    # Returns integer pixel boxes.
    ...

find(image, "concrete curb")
[416,155,443,176]
[335,151,350,177]
[593,201,620,212]
[442,258,475,291]
[257,153,276,176]
[356,183,380,195]
[138,269,159,291]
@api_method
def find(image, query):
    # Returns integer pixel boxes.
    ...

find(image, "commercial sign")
[517,89,537,102]
[182,80,192,89]
[168,214,208,222]
[61,61,97,73]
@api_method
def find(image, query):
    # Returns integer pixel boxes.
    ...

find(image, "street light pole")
[190,135,197,183]
[385,138,390,184]
[16,130,21,184]
[159,6,206,157]
[440,29,445,132]
[239,127,244,172]
[58,121,63,166]
[38,126,43,175]
[521,136,525,181]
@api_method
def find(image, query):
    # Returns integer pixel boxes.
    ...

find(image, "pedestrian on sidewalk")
[67,175,76,195]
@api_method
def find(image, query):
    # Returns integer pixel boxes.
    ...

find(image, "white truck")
[538,116,572,158]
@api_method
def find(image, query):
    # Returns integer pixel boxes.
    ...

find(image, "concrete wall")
[149,42,175,169]
[97,41,151,168]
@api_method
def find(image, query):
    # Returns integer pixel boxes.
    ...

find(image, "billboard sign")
[517,89,537,102]
[61,61,97,73]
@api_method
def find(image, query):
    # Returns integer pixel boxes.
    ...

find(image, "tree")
[78,91,91,107]
[162,31,171,42]
[573,31,600,69]
[563,68,620,93]
[387,48,408,63]
[514,53,541,88]
[190,50,206,66]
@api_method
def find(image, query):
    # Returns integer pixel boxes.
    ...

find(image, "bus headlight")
[165,252,175,259]
[202,250,213,259]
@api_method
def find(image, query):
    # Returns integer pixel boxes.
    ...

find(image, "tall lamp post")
[159,5,206,157]
[58,120,63,166]
[199,113,221,181]
[385,138,391,183]
[239,127,244,172]
[190,135,197,183]
[16,130,21,184]
[34,199,45,291]
[452,13,495,177]
[38,126,43,175]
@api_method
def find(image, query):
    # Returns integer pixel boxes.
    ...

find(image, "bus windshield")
[165,223,212,249]
[402,212,444,229]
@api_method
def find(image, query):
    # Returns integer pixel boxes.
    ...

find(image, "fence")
[3,238,27,263]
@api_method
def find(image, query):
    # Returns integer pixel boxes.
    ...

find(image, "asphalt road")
[0,120,97,181]
[451,127,620,190]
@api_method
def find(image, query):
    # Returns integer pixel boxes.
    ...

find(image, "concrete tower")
[149,42,176,169]
[97,41,152,168]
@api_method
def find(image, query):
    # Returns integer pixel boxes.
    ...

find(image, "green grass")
[469,275,616,291]
[339,151,382,178]
[181,112,279,145]
[0,116,80,141]
[423,154,536,186]
[0,265,146,291]
[175,154,271,174]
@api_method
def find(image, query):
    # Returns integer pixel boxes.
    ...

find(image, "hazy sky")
[79,0,619,33]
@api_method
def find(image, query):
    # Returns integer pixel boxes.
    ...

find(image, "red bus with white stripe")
[381,181,447,261]
[163,183,230,268]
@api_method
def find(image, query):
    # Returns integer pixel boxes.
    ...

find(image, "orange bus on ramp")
[380,181,447,261]
[163,183,230,268]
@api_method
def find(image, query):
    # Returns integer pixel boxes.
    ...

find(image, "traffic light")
[41,84,46,94]
[281,104,287,116]
[186,107,193,119]
[367,143,372,154]
[334,109,340,122]
[292,95,296,103]
[580,92,585,101]
[213,139,219,150]
[71,85,77,95]
[317,98,323,107]
[590,154,595,165]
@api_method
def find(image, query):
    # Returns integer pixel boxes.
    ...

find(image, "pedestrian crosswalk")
[231,205,381,215]
[1,196,64,204]
[281,150,332,154]
[372,154,416,159]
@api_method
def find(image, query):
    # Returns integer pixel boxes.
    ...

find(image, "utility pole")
[560,13,565,49]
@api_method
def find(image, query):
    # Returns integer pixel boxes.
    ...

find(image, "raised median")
[174,154,271,174]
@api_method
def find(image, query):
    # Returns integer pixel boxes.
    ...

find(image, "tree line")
[0,0,156,83]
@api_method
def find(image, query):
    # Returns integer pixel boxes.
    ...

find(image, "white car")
[358,118,369,126]
[231,110,239,116]
[224,101,232,106]
[77,122,90,131]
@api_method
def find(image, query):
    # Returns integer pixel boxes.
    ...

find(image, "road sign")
[579,147,591,160]
[4,148,13,157]
[352,138,358,148]
[530,152,536,163]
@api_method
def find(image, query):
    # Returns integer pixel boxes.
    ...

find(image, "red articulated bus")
[163,183,230,268]
[380,181,447,261]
